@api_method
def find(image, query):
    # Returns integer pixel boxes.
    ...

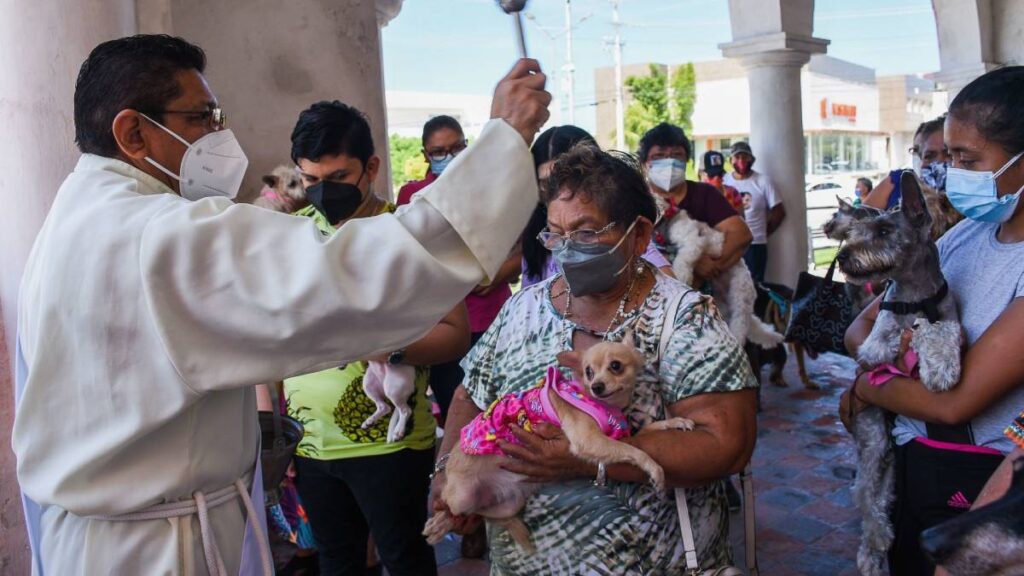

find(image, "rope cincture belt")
[90,479,273,576]
[879,280,949,324]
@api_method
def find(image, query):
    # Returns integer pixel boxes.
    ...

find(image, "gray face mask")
[554,220,637,297]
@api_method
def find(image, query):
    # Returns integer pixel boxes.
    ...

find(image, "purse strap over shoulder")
[658,289,759,575]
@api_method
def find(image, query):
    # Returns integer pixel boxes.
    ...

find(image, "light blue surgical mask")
[429,154,455,176]
[946,151,1024,223]
[647,158,687,192]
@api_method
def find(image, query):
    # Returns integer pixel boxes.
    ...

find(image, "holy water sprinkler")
[498,0,528,58]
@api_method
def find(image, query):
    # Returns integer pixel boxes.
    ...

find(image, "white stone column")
[0,0,137,570]
[931,0,998,99]
[164,0,401,201]
[720,36,827,287]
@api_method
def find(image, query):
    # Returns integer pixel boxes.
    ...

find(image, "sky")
[381,0,941,135]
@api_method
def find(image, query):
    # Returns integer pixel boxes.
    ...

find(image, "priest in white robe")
[12,35,549,575]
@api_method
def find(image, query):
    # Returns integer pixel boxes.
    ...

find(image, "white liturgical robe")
[13,119,537,575]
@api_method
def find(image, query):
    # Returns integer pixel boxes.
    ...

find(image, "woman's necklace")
[559,263,646,340]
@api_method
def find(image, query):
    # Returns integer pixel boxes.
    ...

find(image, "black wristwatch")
[387,348,407,365]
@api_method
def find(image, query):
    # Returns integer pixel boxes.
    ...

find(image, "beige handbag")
[659,291,759,576]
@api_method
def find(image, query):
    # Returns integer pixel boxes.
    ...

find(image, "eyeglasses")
[141,107,227,130]
[537,221,618,251]
[424,140,467,162]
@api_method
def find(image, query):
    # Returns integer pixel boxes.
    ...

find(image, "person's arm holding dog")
[429,384,485,533]
[840,295,1024,427]
[368,304,470,365]
[499,389,757,487]
[695,214,753,281]
[500,297,758,488]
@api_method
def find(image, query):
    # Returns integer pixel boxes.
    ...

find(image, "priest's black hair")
[291,101,374,165]
[74,35,207,157]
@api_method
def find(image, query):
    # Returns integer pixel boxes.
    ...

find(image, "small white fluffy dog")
[361,361,417,443]
[665,208,783,348]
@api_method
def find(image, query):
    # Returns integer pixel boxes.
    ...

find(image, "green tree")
[619,62,697,152]
[388,134,428,191]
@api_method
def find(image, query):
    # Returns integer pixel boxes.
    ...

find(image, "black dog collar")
[880,281,948,324]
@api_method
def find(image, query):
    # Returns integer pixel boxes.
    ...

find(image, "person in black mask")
[281,100,471,576]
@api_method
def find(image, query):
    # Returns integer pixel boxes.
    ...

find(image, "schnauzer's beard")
[837,246,899,286]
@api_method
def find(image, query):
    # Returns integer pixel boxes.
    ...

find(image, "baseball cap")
[730,141,755,159]
[703,151,726,177]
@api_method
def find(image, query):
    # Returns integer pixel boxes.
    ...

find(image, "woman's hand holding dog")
[841,329,918,433]
[497,423,596,482]
[429,467,482,535]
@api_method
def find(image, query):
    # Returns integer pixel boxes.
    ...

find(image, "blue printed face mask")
[429,154,455,176]
[919,161,947,191]
[946,151,1024,223]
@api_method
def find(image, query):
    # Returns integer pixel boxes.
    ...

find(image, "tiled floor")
[435,350,863,576]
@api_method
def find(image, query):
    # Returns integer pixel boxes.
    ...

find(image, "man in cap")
[723,141,785,283]
[700,150,744,215]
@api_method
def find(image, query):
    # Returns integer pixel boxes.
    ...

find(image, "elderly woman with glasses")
[429,144,758,575]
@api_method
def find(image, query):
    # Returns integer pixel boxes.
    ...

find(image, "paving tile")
[767,514,833,544]
[797,498,859,528]
[759,485,815,509]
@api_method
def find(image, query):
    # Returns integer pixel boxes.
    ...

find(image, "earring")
[636,260,645,276]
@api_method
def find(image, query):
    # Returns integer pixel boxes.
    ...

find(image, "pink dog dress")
[460,366,631,456]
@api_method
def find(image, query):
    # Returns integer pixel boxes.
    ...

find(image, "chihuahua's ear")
[836,195,854,212]
[622,329,637,350]
[556,350,583,379]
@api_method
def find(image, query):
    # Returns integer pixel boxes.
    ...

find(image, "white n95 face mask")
[647,158,687,192]
[140,113,249,201]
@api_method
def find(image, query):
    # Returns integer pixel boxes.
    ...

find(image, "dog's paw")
[857,336,898,369]
[912,321,963,392]
[422,511,454,545]
[645,463,667,493]
[640,417,696,434]
[662,417,696,431]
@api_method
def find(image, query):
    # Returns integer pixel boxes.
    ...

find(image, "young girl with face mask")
[842,66,1024,576]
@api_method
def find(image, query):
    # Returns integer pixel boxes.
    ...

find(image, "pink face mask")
[733,158,752,175]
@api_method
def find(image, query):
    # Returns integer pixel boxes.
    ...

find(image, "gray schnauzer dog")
[828,171,963,576]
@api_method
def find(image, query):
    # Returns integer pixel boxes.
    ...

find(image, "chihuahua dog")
[361,361,416,443]
[253,165,308,213]
[422,332,694,552]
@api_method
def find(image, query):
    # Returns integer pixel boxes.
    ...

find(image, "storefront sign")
[820,98,857,125]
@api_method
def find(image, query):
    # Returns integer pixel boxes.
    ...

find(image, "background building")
[595,55,945,181]
[385,91,495,140]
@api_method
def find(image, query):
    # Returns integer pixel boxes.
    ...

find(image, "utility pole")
[611,0,625,150]
[564,0,576,124]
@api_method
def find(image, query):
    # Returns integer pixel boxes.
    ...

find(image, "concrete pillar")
[720,0,828,288]
[931,0,998,99]
[0,0,137,570]
[161,0,400,201]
